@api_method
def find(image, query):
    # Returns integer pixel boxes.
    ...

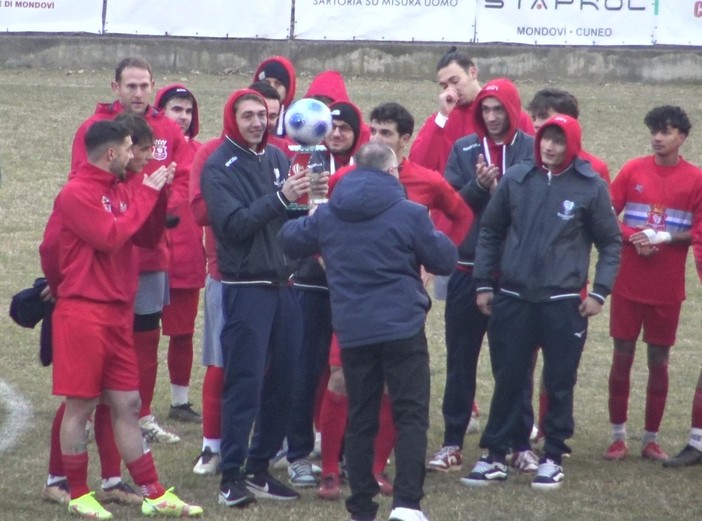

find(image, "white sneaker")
[510,449,539,473]
[139,415,181,444]
[193,447,220,476]
[531,458,564,490]
[388,507,430,521]
[427,445,462,472]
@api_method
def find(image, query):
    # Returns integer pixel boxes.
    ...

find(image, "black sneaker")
[531,458,564,490]
[459,455,508,487]
[219,479,256,507]
[662,444,702,468]
[245,471,301,501]
[168,403,202,423]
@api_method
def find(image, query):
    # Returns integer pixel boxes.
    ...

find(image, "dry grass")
[2,67,702,520]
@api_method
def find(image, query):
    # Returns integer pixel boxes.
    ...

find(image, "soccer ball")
[284,98,333,146]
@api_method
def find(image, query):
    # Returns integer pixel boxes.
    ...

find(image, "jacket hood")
[330,168,405,222]
[329,100,364,165]
[253,56,297,107]
[155,83,199,138]
[535,114,582,173]
[222,89,269,153]
[304,70,350,104]
[473,78,523,143]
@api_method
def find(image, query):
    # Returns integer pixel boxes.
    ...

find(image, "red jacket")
[70,101,190,272]
[329,158,473,246]
[155,85,206,289]
[50,162,166,304]
[189,137,224,281]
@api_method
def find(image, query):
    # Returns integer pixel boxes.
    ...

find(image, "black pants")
[342,330,430,521]
[480,295,587,458]
[443,269,534,449]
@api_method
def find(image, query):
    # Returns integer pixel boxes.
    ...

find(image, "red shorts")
[162,287,200,336]
[609,293,681,347]
[328,333,343,367]
[52,299,138,398]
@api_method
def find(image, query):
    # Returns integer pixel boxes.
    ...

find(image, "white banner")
[105,0,292,39]
[0,0,102,33]
[475,0,656,46]
[654,1,702,45]
[294,0,477,42]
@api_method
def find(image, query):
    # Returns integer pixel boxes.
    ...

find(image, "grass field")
[2,66,702,520]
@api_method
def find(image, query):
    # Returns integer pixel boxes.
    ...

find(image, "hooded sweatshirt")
[154,84,206,290]
[278,167,457,348]
[200,89,292,284]
[254,56,297,136]
[474,114,621,303]
[305,70,351,103]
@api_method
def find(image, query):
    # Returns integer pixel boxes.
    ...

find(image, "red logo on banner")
[695,2,702,17]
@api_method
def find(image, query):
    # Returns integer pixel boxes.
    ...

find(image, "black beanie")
[157,86,193,109]
[330,102,361,139]
[258,61,290,92]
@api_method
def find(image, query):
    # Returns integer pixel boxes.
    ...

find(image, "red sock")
[94,404,121,480]
[645,362,669,433]
[692,386,702,429]
[373,394,396,475]
[133,329,160,418]
[313,367,330,431]
[202,366,224,439]
[538,384,549,435]
[49,403,65,477]
[168,334,194,387]
[320,389,348,476]
[126,452,164,499]
[62,452,89,499]
[608,350,634,424]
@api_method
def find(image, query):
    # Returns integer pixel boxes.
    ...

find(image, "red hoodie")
[155,84,206,289]
[50,162,167,305]
[534,114,582,175]
[409,83,534,175]
[70,101,190,273]
[472,78,525,176]
[254,56,297,137]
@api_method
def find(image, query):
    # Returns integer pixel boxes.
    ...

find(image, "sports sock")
[612,423,627,442]
[202,437,221,454]
[644,361,669,433]
[101,477,121,489]
[688,428,702,451]
[373,394,396,475]
[126,452,165,499]
[642,430,658,446]
[94,404,121,481]
[168,333,194,392]
[320,389,348,476]
[608,350,634,424]
[49,402,66,477]
[690,385,702,429]
[133,329,160,418]
[202,365,224,439]
[170,384,189,407]
[62,452,90,499]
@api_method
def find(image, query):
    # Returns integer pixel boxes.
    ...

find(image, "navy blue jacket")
[278,167,457,348]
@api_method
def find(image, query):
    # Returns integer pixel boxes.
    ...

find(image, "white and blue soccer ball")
[284,98,333,146]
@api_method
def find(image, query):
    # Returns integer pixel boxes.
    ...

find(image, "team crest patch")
[152,139,168,161]
[557,200,576,220]
[102,195,112,212]
[646,204,666,230]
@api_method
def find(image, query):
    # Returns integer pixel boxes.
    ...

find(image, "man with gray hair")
[279,142,457,521]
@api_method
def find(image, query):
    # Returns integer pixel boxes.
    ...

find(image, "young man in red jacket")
[51,119,202,519]
[71,57,189,444]
[155,84,206,424]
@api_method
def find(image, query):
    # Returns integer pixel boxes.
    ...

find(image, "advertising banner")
[474,0,656,46]
[105,0,292,39]
[293,0,477,42]
[653,1,702,45]
[0,0,102,33]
